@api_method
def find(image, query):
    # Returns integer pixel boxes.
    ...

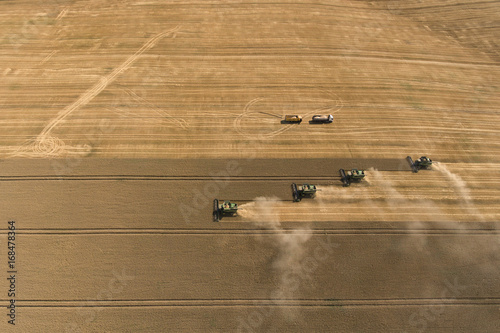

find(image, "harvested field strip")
[11,298,500,308]
[15,228,500,235]
[0,175,341,181]
[1,0,499,330]
[0,178,498,194]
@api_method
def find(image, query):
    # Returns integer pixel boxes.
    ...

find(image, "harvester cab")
[340,169,365,187]
[407,156,433,173]
[213,199,238,222]
[291,183,320,202]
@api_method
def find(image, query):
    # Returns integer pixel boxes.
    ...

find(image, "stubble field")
[1,0,499,332]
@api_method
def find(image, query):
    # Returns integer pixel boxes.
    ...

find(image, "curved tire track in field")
[234,92,343,140]
[10,25,181,158]
[111,87,188,129]
[38,25,181,140]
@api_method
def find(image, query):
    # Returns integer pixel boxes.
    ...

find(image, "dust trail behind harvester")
[316,168,458,251]
[367,168,448,252]
[238,197,312,303]
[433,163,471,202]
[238,197,282,229]
[433,162,485,221]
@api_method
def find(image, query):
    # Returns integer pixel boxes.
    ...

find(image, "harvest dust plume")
[433,162,485,221]
[238,197,282,228]
[433,163,471,203]
[368,168,445,252]
[318,167,495,266]
[317,168,456,251]
[315,166,485,223]
[239,197,312,304]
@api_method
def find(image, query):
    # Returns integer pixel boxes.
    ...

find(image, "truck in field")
[284,115,303,123]
[311,114,333,123]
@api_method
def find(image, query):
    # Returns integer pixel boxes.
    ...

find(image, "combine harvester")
[213,199,238,222]
[339,169,365,187]
[407,156,433,173]
[291,183,320,202]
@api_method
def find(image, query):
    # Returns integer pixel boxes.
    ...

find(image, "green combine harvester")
[213,199,238,222]
[407,156,433,173]
[340,169,365,187]
[291,183,319,202]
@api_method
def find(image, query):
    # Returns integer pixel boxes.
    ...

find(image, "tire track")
[37,25,181,139]
[110,87,188,129]
[233,92,343,139]
[10,25,181,158]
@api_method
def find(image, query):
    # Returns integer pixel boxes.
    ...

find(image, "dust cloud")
[318,166,495,267]
[366,168,444,252]
[239,197,312,301]
[433,162,484,221]
[237,165,499,322]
